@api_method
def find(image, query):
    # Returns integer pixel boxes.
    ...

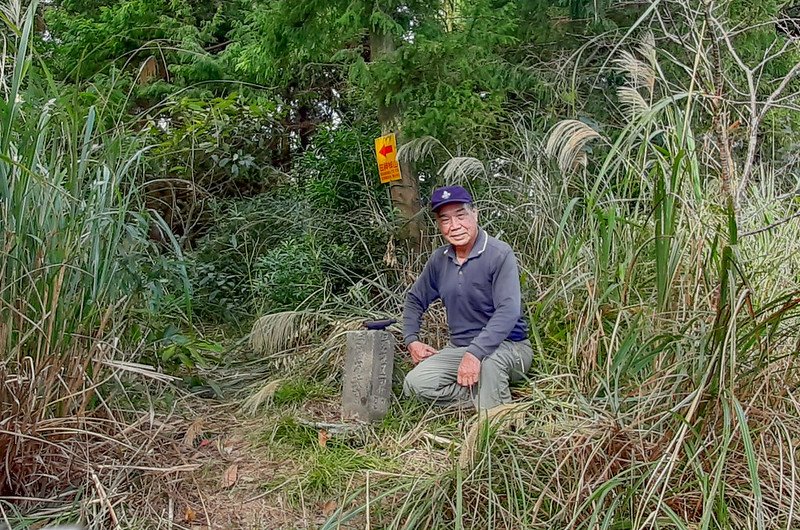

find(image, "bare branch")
[760,60,800,121]
[708,13,755,77]
[755,37,792,71]
[730,19,791,38]
[741,211,800,238]
[762,102,800,113]
[771,91,800,104]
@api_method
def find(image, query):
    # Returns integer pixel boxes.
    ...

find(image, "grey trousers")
[402,340,533,410]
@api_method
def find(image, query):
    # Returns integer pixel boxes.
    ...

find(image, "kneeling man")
[402,185,533,410]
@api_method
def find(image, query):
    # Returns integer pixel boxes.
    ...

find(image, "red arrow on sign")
[379,144,393,157]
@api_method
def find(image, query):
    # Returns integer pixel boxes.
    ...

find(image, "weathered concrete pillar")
[341,330,395,422]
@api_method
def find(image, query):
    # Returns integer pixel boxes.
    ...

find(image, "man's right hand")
[408,341,438,364]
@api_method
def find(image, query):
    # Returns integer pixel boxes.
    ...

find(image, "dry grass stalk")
[615,49,656,93]
[637,29,656,69]
[250,310,315,356]
[439,156,487,183]
[617,86,650,120]
[0,0,22,29]
[544,119,602,175]
[458,403,528,470]
[240,378,285,416]
[397,135,449,163]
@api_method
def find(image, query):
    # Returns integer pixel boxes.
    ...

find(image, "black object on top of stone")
[363,318,397,330]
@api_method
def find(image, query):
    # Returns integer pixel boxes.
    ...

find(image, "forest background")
[5,0,800,528]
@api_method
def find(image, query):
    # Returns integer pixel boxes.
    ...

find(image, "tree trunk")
[370,25,423,250]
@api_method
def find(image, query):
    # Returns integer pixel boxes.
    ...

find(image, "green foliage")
[268,416,319,448]
[147,93,284,196]
[728,0,783,25]
[303,447,386,496]
[253,236,329,311]
[186,116,390,322]
[263,415,390,500]
[1,22,152,366]
[12,0,800,526]
[272,379,335,406]
[296,123,382,206]
[156,324,223,370]
[185,192,300,321]
[228,0,559,150]
[365,1,543,144]
[44,0,242,82]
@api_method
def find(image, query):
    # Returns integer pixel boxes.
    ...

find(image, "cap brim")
[431,198,471,212]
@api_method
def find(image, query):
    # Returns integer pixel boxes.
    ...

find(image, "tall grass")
[320,3,800,528]
[0,0,168,516]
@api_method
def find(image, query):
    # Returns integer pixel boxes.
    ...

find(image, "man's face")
[435,202,479,249]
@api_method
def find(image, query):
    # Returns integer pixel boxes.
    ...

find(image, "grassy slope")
[6,0,800,528]
[240,11,800,530]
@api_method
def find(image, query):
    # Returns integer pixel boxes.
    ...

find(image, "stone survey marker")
[342,329,395,422]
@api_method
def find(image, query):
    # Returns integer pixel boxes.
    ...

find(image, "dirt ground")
[155,395,459,530]
[167,407,336,529]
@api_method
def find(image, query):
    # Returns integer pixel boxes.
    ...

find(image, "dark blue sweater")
[402,229,528,360]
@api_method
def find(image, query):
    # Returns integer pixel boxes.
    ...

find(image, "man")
[402,185,533,410]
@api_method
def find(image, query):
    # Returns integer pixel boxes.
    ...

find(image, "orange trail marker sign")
[374,133,402,184]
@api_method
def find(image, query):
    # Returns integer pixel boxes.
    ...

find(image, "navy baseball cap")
[430,185,473,212]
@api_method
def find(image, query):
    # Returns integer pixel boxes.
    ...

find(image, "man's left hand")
[457,352,481,387]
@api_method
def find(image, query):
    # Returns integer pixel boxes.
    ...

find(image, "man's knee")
[481,343,531,382]
[476,356,512,408]
[480,355,507,380]
[403,364,435,399]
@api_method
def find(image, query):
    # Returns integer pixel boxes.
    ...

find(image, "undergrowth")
[246,3,800,529]
[6,0,800,528]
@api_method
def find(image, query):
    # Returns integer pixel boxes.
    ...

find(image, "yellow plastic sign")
[374,133,402,184]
